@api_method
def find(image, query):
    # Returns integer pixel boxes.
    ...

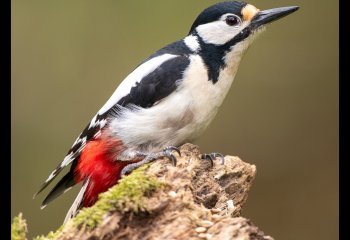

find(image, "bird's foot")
[121,146,181,177]
[201,152,225,167]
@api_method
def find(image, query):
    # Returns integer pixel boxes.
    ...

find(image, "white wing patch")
[98,54,178,115]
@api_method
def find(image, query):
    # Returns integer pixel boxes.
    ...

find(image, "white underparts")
[110,46,249,159]
[108,28,265,159]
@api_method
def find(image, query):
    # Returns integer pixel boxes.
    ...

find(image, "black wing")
[116,55,191,109]
[33,112,107,200]
[34,54,191,204]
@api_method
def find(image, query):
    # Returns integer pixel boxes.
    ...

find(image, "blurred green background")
[12,0,338,239]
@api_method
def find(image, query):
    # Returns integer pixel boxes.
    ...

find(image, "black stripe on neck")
[193,26,251,83]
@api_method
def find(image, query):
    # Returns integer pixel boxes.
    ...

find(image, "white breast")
[110,43,248,158]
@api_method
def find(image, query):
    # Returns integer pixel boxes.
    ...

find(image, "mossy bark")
[15,143,274,240]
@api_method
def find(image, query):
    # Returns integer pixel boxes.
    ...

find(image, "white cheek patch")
[195,16,251,46]
[196,21,239,45]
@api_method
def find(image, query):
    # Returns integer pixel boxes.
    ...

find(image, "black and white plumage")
[34,1,299,222]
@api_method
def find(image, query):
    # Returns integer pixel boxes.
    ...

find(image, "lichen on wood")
[11,213,28,240]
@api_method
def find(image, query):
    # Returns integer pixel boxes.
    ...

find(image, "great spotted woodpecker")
[34,1,299,223]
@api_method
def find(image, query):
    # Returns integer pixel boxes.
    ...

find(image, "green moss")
[11,213,27,240]
[32,165,162,239]
[72,164,162,230]
[33,225,63,240]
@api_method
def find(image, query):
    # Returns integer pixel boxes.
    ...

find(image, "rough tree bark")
[13,143,274,240]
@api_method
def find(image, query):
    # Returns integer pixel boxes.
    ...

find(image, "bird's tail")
[64,177,90,223]
[38,135,131,223]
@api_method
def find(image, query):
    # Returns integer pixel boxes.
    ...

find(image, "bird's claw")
[201,152,225,167]
[121,146,181,177]
[163,146,181,157]
[162,146,181,166]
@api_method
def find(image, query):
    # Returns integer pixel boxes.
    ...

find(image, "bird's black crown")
[189,1,247,34]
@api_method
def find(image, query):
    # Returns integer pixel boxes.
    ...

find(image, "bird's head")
[189,1,299,51]
[186,1,299,83]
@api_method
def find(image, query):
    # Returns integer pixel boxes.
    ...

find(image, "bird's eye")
[225,15,240,26]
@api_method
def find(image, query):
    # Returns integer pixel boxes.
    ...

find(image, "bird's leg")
[120,146,181,176]
[201,152,225,167]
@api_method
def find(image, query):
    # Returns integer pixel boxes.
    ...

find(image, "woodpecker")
[34,1,299,223]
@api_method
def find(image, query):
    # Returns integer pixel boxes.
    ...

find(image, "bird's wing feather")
[33,115,107,198]
[34,53,190,198]
[40,170,76,209]
[97,53,178,114]
[113,55,191,110]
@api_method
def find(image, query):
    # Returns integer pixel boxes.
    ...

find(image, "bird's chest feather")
[111,54,240,154]
[180,55,238,134]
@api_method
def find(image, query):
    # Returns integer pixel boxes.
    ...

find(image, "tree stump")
[14,143,273,240]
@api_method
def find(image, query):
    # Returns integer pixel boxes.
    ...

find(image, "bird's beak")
[250,6,299,29]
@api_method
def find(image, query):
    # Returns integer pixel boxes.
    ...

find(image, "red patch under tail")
[74,136,131,207]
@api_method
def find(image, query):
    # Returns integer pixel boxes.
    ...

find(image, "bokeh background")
[12,0,338,239]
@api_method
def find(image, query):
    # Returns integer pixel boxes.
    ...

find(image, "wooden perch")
[14,143,274,240]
